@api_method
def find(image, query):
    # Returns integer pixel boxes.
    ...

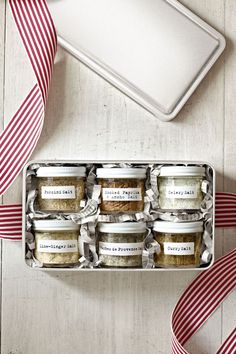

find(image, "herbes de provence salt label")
[98,222,146,268]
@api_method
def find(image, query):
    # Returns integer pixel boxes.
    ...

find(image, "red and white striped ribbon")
[0,0,57,197]
[216,193,236,228]
[216,327,236,354]
[0,2,235,353]
[171,249,236,354]
[171,192,236,353]
[0,204,22,240]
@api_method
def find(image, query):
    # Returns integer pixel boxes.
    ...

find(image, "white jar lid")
[98,222,146,234]
[33,219,80,231]
[153,221,203,234]
[96,168,146,179]
[36,166,86,177]
[159,166,205,177]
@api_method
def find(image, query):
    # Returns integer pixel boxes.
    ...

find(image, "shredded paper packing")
[25,163,214,269]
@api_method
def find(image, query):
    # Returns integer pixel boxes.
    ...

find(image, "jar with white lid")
[153,221,203,268]
[158,166,205,211]
[36,166,86,212]
[98,222,147,268]
[33,219,80,267]
[97,168,146,214]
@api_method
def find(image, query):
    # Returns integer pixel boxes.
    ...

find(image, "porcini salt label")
[41,186,76,199]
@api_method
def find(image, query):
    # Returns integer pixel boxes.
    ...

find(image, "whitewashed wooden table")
[0,1,235,353]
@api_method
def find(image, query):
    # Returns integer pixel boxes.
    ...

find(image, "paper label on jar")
[37,240,78,253]
[165,186,197,199]
[163,242,194,255]
[41,186,76,199]
[102,188,142,201]
[99,242,143,256]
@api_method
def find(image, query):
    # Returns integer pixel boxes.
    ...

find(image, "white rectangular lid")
[47,0,225,121]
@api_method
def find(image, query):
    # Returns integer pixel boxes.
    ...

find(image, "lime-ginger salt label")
[37,240,78,253]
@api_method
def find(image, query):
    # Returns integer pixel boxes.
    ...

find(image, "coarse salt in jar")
[158,166,205,211]
[97,168,146,214]
[33,219,80,267]
[153,221,203,268]
[98,222,147,268]
[36,166,86,212]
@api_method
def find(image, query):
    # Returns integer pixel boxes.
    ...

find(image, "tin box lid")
[96,168,146,179]
[98,222,147,234]
[153,221,203,234]
[47,0,225,121]
[36,166,86,177]
[159,166,205,177]
[33,219,80,231]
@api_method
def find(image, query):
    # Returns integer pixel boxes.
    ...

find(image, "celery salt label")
[158,166,205,210]
[165,186,197,199]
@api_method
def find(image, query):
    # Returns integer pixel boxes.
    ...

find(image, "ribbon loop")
[171,249,236,353]
[0,0,57,196]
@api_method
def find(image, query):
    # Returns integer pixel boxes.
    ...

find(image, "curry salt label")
[153,221,203,268]
[163,242,195,255]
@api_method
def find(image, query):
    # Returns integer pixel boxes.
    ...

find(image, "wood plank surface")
[222,0,236,345]
[0,0,4,133]
[0,1,235,353]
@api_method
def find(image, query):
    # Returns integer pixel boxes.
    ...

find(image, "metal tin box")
[47,0,225,121]
[22,160,215,272]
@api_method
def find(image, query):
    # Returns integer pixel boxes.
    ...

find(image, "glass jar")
[36,166,86,212]
[97,168,146,214]
[158,166,205,211]
[98,222,147,268]
[33,219,80,267]
[153,221,203,268]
